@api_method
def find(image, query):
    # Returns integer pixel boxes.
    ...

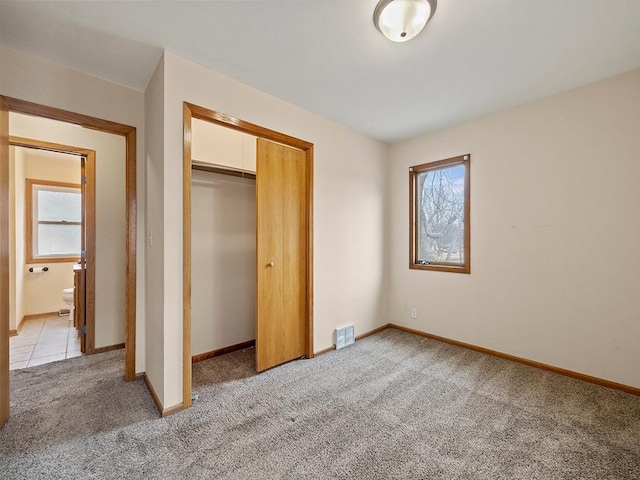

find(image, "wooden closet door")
[256,139,307,372]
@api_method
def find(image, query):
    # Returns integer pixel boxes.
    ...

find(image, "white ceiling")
[1,1,640,143]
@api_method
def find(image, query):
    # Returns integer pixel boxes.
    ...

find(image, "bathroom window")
[409,154,470,273]
[26,179,82,263]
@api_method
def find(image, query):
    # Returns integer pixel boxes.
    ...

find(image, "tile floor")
[9,314,82,370]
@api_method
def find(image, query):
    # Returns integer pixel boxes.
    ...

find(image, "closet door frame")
[182,102,314,409]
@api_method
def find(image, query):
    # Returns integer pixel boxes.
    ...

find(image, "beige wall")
[388,68,640,389]
[25,153,79,180]
[191,170,255,356]
[144,56,165,395]
[10,113,127,349]
[0,45,146,371]
[22,152,80,317]
[145,51,390,407]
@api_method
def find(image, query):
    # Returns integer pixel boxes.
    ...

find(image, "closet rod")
[191,160,256,180]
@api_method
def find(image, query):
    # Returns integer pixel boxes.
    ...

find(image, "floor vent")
[58,308,71,316]
[334,324,355,350]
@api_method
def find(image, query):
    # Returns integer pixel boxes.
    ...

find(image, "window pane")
[416,164,465,264]
[37,224,81,256]
[37,189,81,222]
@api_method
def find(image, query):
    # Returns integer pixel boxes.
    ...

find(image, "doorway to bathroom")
[7,137,96,369]
[1,95,138,429]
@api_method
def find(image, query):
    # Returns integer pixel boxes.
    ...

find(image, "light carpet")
[1,328,639,479]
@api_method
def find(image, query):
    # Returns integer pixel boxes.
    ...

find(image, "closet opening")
[183,102,314,409]
[190,160,257,365]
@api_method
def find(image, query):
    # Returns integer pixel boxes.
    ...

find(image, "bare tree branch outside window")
[417,164,465,264]
[410,155,469,273]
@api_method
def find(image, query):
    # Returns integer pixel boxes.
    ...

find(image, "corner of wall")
[385,68,640,389]
[143,53,166,403]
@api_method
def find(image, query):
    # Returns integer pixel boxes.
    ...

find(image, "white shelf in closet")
[191,117,257,174]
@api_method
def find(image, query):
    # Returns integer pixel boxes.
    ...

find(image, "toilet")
[62,287,74,308]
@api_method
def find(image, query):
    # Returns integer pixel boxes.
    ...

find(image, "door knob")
[267,262,274,267]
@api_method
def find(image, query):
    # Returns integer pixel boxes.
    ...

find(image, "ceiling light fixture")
[373,0,437,43]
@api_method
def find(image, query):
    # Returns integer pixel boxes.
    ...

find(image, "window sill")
[410,263,470,274]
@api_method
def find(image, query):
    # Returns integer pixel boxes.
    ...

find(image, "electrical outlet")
[410,308,418,319]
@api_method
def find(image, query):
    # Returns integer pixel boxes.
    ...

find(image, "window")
[26,179,82,263]
[410,154,470,273]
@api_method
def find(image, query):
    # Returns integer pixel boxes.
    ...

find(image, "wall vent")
[334,324,355,350]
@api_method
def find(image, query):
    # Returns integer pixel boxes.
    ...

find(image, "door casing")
[182,102,314,411]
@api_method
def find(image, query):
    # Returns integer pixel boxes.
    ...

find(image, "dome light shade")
[373,0,437,42]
